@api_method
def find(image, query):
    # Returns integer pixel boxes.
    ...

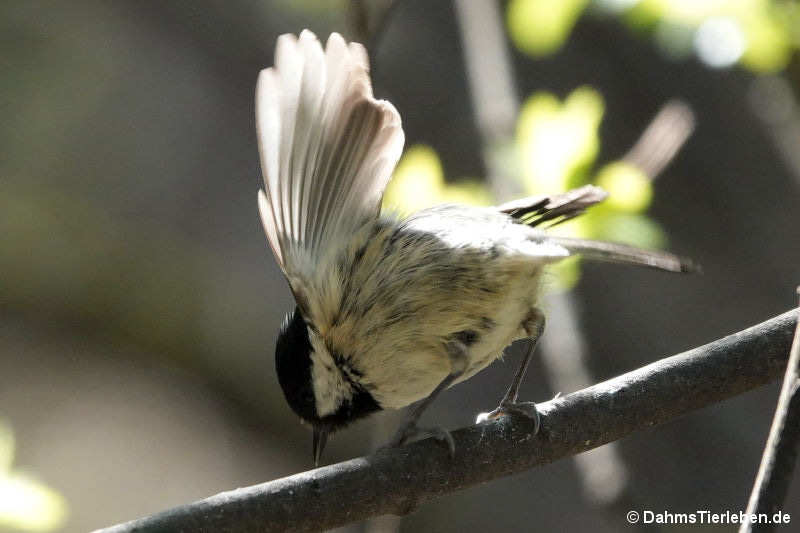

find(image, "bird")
[255,30,695,465]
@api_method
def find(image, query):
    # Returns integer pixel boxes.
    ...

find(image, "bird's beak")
[312,426,328,467]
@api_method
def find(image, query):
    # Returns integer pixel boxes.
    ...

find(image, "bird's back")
[317,207,551,408]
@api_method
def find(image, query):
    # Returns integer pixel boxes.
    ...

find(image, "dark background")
[2,1,800,531]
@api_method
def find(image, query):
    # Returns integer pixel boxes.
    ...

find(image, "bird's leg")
[476,308,545,433]
[386,340,468,455]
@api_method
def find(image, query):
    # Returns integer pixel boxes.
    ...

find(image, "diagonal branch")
[95,310,798,533]
[741,293,800,532]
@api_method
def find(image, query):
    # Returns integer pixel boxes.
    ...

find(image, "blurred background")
[2,0,800,531]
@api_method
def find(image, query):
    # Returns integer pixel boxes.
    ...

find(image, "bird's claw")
[476,401,541,434]
[384,422,455,457]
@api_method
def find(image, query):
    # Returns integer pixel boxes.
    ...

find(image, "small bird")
[255,30,695,465]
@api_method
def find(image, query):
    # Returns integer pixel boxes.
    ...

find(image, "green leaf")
[507,0,590,56]
[516,87,604,195]
[595,161,653,213]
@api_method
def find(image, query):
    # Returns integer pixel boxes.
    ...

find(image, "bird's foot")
[384,421,455,457]
[475,401,541,434]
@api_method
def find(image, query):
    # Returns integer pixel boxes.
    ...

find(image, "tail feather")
[497,185,698,274]
[547,236,699,273]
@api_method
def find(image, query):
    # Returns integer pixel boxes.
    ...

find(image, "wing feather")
[498,185,608,227]
[256,30,405,297]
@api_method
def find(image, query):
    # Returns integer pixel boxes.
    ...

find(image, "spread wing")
[499,185,698,273]
[256,30,404,311]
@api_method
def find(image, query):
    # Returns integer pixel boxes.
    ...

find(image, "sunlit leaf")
[516,87,604,195]
[594,161,653,213]
[633,0,751,25]
[624,0,795,73]
[624,0,667,29]
[0,473,68,532]
[740,15,792,72]
[507,0,590,56]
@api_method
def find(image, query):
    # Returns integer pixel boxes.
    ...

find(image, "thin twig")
[95,310,798,533]
[741,292,800,532]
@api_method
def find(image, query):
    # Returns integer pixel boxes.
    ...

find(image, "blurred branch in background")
[742,292,800,532]
[538,294,630,505]
[454,0,523,200]
[96,309,799,533]
[622,100,696,179]
[540,98,695,509]
[749,75,800,189]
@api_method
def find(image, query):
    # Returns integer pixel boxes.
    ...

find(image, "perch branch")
[741,294,800,532]
[96,309,798,533]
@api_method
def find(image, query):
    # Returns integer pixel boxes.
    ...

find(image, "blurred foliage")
[509,0,800,73]
[515,87,663,289]
[594,162,653,212]
[384,87,663,291]
[507,0,590,56]
[0,188,207,363]
[517,87,604,193]
[0,421,67,532]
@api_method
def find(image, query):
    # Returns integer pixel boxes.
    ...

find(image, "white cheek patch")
[309,334,353,417]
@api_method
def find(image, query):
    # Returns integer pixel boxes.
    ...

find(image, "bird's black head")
[275,307,381,464]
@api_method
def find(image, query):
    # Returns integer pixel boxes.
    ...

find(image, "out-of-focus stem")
[454,0,523,200]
